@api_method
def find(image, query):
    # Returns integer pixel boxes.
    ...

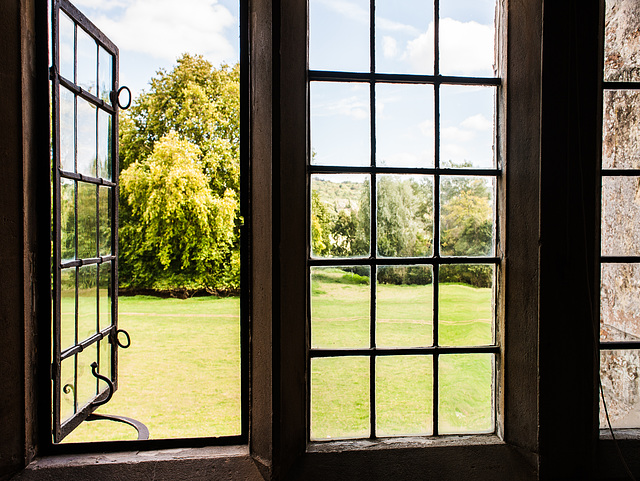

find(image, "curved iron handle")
[116,329,131,349]
[116,86,132,110]
[90,362,114,407]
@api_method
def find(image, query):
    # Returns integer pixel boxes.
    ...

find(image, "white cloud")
[461,114,492,131]
[92,0,235,64]
[419,119,435,137]
[315,0,418,35]
[382,36,398,58]
[72,0,128,10]
[317,96,369,120]
[404,18,494,76]
[442,126,475,142]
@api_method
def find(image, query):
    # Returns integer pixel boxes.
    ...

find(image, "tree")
[119,55,240,290]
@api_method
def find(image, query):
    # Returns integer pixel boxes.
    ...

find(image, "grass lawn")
[63,269,493,443]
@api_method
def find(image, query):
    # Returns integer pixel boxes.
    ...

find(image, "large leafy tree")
[119,55,240,291]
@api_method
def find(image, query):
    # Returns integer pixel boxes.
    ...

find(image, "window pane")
[97,110,112,180]
[439,264,494,347]
[377,175,433,257]
[311,266,370,349]
[98,262,112,333]
[77,264,98,342]
[311,356,370,440]
[60,178,75,262]
[601,263,640,342]
[77,98,97,176]
[602,176,640,256]
[439,353,493,434]
[376,84,434,168]
[77,345,99,411]
[309,0,369,72]
[77,182,97,259]
[311,174,370,258]
[60,268,76,352]
[311,82,370,167]
[602,90,640,169]
[59,86,75,172]
[76,26,97,95]
[60,356,76,423]
[439,0,495,77]
[604,0,640,82]
[376,356,433,436]
[58,12,75,81]
[376,266,433,347]
[98,46,113,104]
[440,86,495,169]
[601,349,640,428]
[98,337,112,380]
[375,0,433,75]
[440,176,494,256]
[98,185,111,256]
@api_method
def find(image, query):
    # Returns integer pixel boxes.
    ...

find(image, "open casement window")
[50,0,129,442]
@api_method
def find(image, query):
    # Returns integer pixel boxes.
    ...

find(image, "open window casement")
[50,0,131,442]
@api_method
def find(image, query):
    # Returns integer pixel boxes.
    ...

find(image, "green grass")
[62,269,493,443]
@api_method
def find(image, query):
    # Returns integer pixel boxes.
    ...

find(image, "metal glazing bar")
[60,170,116,187]
[61,255,115,269]
[61,325,115,361]
[369,0,377,434]
[603,81,640,90]
[310,345,500,357]
[60,0,118,53]
[308,256,501,267]
[308,165,501,177]
[601,169,640,176]
[600,257,640,264]
[600,341,640,350]
[309,70,501,86]
[57,76,116,114]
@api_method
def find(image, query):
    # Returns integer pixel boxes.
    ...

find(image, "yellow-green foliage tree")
[119,54,240,291]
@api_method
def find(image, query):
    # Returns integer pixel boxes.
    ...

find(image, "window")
[600,0,640,430]
[308,0,501,439]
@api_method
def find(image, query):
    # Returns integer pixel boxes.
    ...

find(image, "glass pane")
[439,0,496,77]
[97,110,112,180]
[60,355,76,422]
[77,263,98,342]
[60,178,75,262]
[604,0,640,82]
[60,268,76,351]
[376,266,433,347]
[311,356,370,440]
[311,266,370,349]
[58,12,75,81]
[98,262,112,332]
[77,182,97,259]
[602,90,640,169]
[76,26,97,95]
[309,0,369,72]
[440,86,495,169]
[59,86,75,172]
[376,84,434,168]
[376,356,433,436]
[311,174,370,258]
[77,344,99,410]
[98,337,112,381]
[439,353,493,434]
[601,349,640,428]
[98,186,111,256]
[601,263,640,342]
[77,98,97,176]
[440,176,494,256]
[98,46,113,104]
[311,82,370,167]
[439,264,494,346]
[377,175,433,257]
[375,0,433,75]
[602,176,640,256]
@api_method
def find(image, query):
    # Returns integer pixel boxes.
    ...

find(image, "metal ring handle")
[116,329,131,349]
[90,362,114,407]
[116,86,132,110]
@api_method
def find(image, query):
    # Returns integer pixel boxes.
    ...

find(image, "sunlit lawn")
[64,270,493,443]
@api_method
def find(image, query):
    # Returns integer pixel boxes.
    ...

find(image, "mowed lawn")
[64,269,493,443]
